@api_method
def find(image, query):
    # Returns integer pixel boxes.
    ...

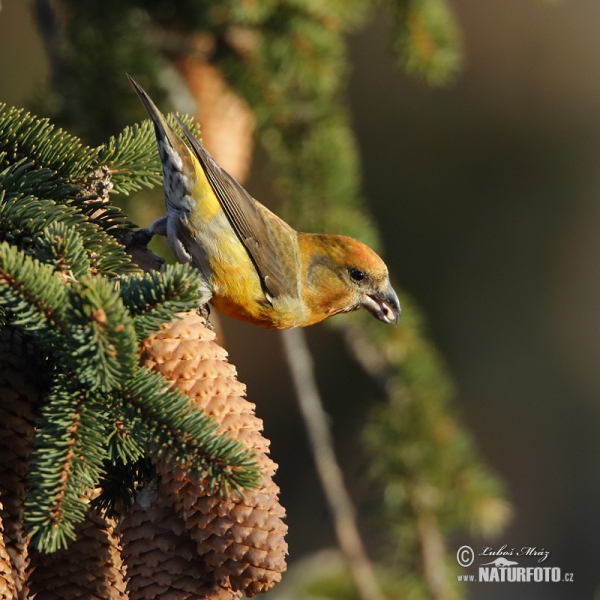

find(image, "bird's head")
[300,234,400,326]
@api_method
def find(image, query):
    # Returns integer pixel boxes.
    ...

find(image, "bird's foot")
[124,228,154,247]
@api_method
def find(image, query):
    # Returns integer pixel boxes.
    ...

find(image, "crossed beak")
[362,283,401,326]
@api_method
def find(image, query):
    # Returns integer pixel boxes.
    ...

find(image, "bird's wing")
[173,114,299,301]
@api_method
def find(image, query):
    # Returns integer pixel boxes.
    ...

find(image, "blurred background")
[1,1,599,598]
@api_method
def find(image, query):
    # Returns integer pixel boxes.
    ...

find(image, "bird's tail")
[128,75,207,229]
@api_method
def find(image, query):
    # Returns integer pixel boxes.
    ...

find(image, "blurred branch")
[416,513,446,600]
[346,301,511,595]
[342,321,448,599]
[387,0,463,85]
[281,328,384,600]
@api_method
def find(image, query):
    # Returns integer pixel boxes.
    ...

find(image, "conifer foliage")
[0,103,261,555]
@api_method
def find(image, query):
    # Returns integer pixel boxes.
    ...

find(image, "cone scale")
[139,313,287,597]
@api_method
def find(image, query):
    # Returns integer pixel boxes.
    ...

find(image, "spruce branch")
[118,263,203,340]
[26,377,110,552]
[96,120,163,195]
[0,142,136,276]
[123,367,262,494]
[0,159,76,203]
[0,242,67,346]
[33,222,91,280]
[0,193,134,278]
[0,192,86,255]
[0,103,133,238]
[0,99,267,565]
[0,104,98,181]
[96,113,201,195]
[64,276,138,393]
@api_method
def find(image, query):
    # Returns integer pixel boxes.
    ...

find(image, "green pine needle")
[0,104,98,181]
[119,263,204,340]
[96,120,163,195]
[0,150,135,277]
[0,241,67,346]
[123,367,262,493]
[97,113,201,195]
[65,276,138,393]
[34,222,91,280]
[26,377,110,552]
[105,400,146,464]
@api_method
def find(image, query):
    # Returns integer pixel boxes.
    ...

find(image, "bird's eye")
[349,268,366,282]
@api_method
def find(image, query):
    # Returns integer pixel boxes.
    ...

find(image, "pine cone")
[28,507,127,600]
[120,483,241,600]
[140,313,287,597]
[0,506,17,600]
[0,330,40,598]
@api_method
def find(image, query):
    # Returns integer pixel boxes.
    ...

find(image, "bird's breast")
[177,207,270,323]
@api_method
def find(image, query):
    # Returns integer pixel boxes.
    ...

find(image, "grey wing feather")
[172,114,298,300]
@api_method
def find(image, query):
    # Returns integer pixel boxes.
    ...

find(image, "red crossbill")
[129,77,400,329]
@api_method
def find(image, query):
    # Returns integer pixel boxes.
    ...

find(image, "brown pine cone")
[140,313,287,597]
[120,483,241,600]
[0,331,40,599]
[28,507,127,600]
[0,506,17,600]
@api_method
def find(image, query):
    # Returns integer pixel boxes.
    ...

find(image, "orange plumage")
[130,77,400,329]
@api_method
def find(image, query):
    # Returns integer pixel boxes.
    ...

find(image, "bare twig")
[280,328,385,600]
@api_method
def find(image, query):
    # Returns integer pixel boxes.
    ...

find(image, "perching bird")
[129,77,400,329]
